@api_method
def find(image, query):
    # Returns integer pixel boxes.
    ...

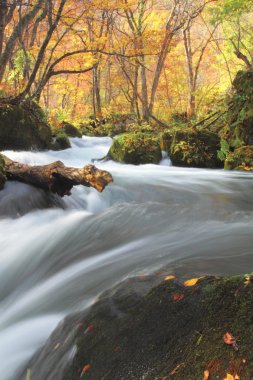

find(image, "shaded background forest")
[0,0,252,125]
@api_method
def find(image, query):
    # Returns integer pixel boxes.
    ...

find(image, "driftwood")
[2,155,113,196]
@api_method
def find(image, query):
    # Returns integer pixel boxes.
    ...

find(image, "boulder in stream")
[161,128,222,168]
[109,132,162,164]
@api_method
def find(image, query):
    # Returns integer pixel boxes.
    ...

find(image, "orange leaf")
[172,293,185,302]
[223,332,236,345]
[184,277,203,287]
[81,364,91,375]
[164,275,175,281]
[203,370,210,380]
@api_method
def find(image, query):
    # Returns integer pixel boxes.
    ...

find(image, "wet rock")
[16,275,253,380]
[161,128,222,168]
[109,132,162,164]
[59,122,82,138]
[51,132,71,151]
[0,101,52,151]
[0,154,6,189]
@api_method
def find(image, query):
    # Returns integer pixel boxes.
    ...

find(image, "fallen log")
[2,155,113,196]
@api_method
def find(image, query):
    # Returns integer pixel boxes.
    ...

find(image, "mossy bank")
[0,101,52,151]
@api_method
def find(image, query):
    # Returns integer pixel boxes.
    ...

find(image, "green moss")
[224,70,253,149]
[59,122,82,138]
[0,101,52,151]
[161,128,222,168]
[51,132,71,151]
[63,275,253,380]
[225,145,253,170]
[108,132,162,164]
[0,154,6,190]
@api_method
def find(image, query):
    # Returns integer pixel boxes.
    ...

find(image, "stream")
[1,135,253,380]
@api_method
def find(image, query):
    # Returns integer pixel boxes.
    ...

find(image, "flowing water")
[1,136,253,380]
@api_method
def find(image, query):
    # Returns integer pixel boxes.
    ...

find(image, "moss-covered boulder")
[0,154,6,189]
[223,70,253,149]
[17,274,253,380]
[161,128,222,168]
[0,101,52,151]
[108,132,162,164]
[59,122,82,138]
[225,145,253,170]
[51,132,71,151]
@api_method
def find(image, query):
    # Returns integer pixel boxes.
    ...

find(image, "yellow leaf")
[223,373,240,380]
[164,275,175,281]
[203,370,210,380]
[184,277,204,287]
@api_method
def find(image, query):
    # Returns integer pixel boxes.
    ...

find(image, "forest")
[0,0,253,380]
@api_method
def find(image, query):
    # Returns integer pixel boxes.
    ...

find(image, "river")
[1,135,253,380]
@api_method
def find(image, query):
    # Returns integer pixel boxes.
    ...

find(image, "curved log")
[2,155,113,196]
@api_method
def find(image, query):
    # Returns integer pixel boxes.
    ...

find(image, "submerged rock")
[51,132,71,151]
[16,274,253,380]
[108,132,162,164]
[225,145,253,170]
[0,101,52,150]
[161,128,222,168]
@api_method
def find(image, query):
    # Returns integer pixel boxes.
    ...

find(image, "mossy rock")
[0,101,52,151]
[64,275,253,380]
[51,132,71,151]
[161,128,222,168]
[224,70,253,149]
[20,274,253,380]
[59,122,82,138]
[108,132,162,164]
[0,154,6,190]
[225,145,253,171]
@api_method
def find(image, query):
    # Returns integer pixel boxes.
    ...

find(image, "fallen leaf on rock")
[172,293,185,302]
[223,373,240,380]
[223,332,238,350]
[80,364,91,377]
[84,324,95,334]
[164,275,175,281]
[203,369,210,380]
[244,275,253,286]
[184,277,203,287]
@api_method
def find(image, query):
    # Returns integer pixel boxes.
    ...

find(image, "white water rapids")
[1,136,253,379]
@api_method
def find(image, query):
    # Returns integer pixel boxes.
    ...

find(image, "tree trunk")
[94,65,102,116]
[0,0,45,82]
[3,155,113,196]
